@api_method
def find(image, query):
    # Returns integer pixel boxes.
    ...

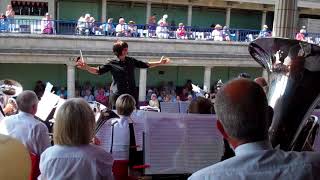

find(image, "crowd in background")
[1,3,316,43]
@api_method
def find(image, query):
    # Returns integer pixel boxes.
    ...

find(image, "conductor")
[76,40,170,108]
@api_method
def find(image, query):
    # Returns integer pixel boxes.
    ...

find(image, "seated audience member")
[147,15,157,37]
[100,18,115,36]
[189,78,320,180]
[156,20,169,39]
[258,25,271,38]
[5,4,15,19]
[296,27,307,41]
[0,14,9,32]
[56,86,67,99]
[38,98,113,180]
[187,94,193,102]
[84,89,95,102]
[95,88,108,106]
[34,80,45,100]
[128,21,138,37]
[212,24,223,41]
[149,93,159,108]
[175,95,181,102]
[77,14,92,35]
[0,134,31,180]
[116,18,128,37]
[222,26,231,41]
[0,91,50,155]
[158,14,168,28]
[41,13,53,34]
[176,23,187,39]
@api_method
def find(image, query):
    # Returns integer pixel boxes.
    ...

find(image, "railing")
[2,18,316,44]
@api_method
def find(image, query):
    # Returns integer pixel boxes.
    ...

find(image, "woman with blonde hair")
[38,98,113,180]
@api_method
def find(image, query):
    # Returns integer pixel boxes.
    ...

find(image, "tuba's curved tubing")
[249,38,320,151]
[0,79,23,116]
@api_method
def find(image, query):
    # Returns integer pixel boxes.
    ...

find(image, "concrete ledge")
[0,33,258,67]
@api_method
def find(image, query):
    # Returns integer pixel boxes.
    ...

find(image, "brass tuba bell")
[0,79,23,116]
[249,38,320,151]
[0,79,23,97]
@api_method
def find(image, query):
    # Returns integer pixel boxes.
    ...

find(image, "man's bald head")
[214,78,270,142]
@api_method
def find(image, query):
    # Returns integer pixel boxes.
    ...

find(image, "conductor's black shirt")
[98,56,149,96]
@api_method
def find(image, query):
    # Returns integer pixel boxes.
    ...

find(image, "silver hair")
[214,79,269,142]
[16,90,38,113]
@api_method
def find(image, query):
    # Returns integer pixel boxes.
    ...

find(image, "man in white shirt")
[189,78,320,180]
[116,18,128,37]
[0,90,50,155]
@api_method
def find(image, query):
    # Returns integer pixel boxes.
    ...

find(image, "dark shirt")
[98,56,149,97]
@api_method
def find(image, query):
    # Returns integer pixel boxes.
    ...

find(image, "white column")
[101,0,107,22]
[187,4,193,26]
[146,1,152,24]
[67,64,75,98]
[203,67,212,93]
[273,0,298,38]
[261,10,267,29]
[49,0,55,20]
[139,69,147,102]
[226,8,231,27]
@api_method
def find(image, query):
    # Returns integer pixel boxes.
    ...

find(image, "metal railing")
[1,18,317,44]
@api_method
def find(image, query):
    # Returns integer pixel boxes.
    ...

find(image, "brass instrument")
[249,38,320,151]
[0,79,23,116]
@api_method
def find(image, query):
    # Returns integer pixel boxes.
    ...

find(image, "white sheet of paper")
[44,82,53,94]
[35,92,60,121]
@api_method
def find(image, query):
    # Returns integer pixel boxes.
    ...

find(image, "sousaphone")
[249,38,320,151]
[0,79,23,116]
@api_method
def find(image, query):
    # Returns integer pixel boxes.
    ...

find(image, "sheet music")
[144,112,224,175]
[131,110,146,151]
[95,119,114,153]
[144,112,187,174]
[184,114,224,172]
[35,92,60,121]
[179,101,190,113]
[160,102,179,113]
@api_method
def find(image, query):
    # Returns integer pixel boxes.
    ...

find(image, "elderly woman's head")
[54,98,95,145]
[151,93,157,100]
[116,94,136,116]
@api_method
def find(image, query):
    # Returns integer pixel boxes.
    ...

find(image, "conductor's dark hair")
[113,40,128,57]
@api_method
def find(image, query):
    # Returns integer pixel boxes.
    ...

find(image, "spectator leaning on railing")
[176,23,187,39]
[116,18,128,37]
[128,21,138,37]
[212,24,223,41]
[100,18,115,36]
[41,13,53,34]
